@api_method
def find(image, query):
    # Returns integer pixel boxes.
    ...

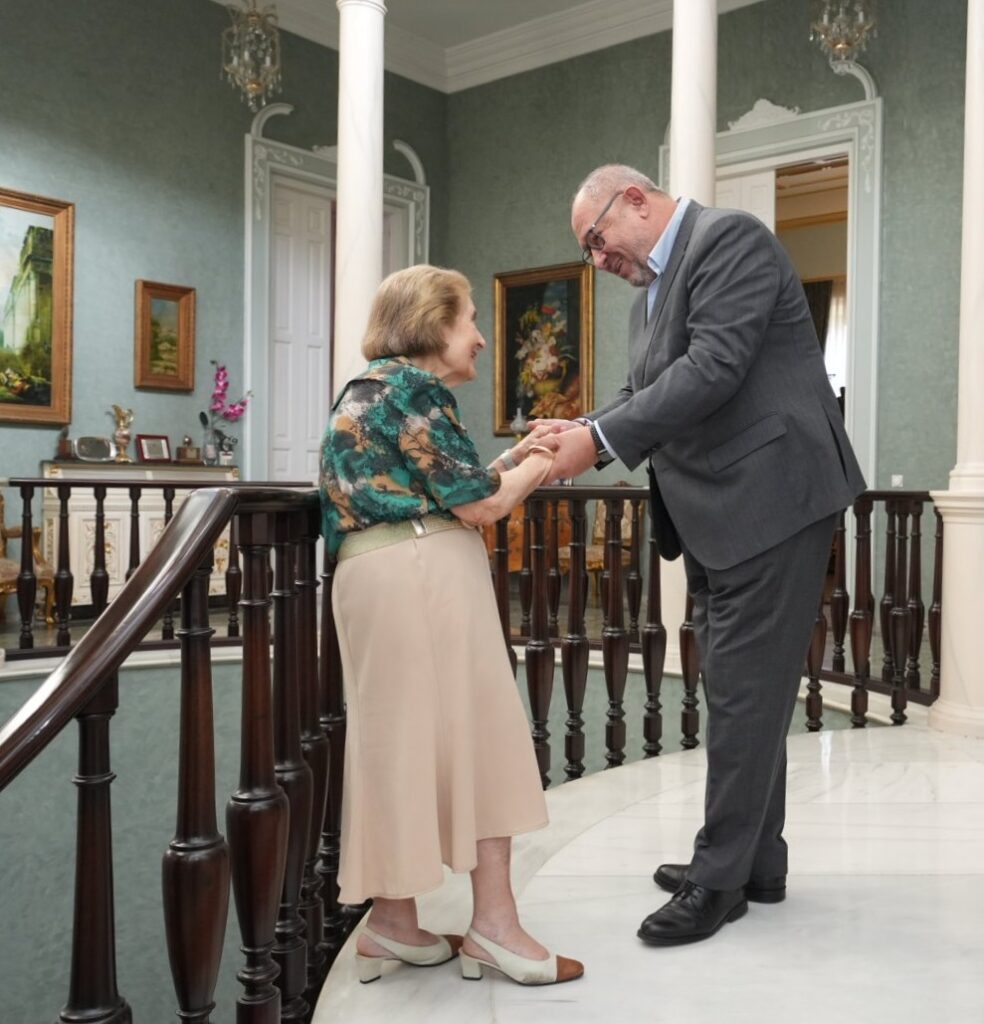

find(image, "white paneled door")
[269,179,334,483]
[715,169,776,232]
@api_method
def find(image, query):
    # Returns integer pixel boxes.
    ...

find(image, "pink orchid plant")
[204,360,251,428]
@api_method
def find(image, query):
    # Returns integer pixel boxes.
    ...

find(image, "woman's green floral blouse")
[319,357,500,556]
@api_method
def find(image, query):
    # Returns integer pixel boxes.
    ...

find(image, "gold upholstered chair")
[0,491,55,624]
[556,497,633,604]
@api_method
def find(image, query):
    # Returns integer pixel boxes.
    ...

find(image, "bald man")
[542,164,865,946]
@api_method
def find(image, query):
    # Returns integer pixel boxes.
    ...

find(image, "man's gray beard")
[628,262,657,288]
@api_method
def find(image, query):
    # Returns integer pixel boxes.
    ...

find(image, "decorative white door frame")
[660,95,883,486]
[242,107,430,480]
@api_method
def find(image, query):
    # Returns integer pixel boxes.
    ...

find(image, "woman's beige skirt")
[332,524,548,903]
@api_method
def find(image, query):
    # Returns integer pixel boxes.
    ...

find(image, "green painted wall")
[447,0,966,493]
[0,0,447,485]
[0,0,972,1016]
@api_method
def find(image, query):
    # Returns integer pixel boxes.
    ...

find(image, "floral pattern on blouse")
[319,357,500,556]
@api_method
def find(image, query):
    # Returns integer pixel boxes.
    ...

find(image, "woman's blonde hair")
[362,264,472,360]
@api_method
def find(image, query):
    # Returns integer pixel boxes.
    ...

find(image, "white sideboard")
[40,461,240,607]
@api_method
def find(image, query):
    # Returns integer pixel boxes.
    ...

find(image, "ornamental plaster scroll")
[250,102,295,140]
[252,142,305,221]
[829,60,878,102]
[392,140,426,185]
[384,180,429,259]
[817,107,877,193]
[726,98,801,132]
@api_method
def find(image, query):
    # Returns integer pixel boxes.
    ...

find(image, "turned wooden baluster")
[60,675,131,1024]
[16,483,36,649]
[625,499,643,640]
[55,483,75,647]
[929,507,943,698]
[162,553,230,1024]
[226,518,242,638]
[641,532,666,758]
[125,486,141,582]
[91,486,110,615]
[889,505,910,725]
[493,515,518,676]
[805,598,827,732]
[603,498,629,768]
[561,498,588,781]
[161,487,177,641]
[905,500,925,689]
[227,512,289,1023]
[271,513,313,1021]
[829,510,849,672]
[297,508,329,999]
[849,497,874,728]
[679,593,700,749]
[880,501,897,683]
[525,498,554,787]
[317,553,348,957]
[519,504,532,635]
[547,500,562,637]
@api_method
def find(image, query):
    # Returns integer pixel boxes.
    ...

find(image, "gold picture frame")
[493,261,593,436]
[0,186,74,425]
[134,279,195,392]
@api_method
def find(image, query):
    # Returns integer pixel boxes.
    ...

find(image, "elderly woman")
[320,265,583,988]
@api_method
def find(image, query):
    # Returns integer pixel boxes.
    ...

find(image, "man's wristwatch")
[587,420,613,468]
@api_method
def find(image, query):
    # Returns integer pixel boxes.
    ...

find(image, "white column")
[333,0,386,398]
[661,0,720,670]
[669,0,718,204]
[929,0,984,736]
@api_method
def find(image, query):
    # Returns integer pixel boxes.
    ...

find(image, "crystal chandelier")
[810,0,876,64]
[221,0,282,111]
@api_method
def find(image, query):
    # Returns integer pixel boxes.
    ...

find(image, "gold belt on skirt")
[336,514,467,561]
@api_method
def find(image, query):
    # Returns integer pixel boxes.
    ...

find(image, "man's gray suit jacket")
[592,201,866,571]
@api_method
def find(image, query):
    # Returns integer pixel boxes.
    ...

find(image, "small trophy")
[110,405,135,463]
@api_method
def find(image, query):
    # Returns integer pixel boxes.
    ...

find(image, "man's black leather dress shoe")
[637,882,747,946]
[653,863,787,904]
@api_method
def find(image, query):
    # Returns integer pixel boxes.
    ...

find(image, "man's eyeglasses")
[580,190,624,264]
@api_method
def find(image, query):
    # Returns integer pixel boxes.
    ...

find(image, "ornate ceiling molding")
[208,0,767,94]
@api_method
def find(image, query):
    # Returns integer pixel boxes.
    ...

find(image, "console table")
[40,461,240,607]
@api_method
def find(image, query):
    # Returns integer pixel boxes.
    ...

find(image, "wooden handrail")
[0,486,319,791]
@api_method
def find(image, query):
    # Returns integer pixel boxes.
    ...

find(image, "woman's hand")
[511,425,561,463]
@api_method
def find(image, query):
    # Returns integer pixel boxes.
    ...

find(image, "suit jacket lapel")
[640,201,704,380]
[628,291,649,386]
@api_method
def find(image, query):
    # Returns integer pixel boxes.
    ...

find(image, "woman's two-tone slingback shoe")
[355,925,464,983]
[459,928,584,986]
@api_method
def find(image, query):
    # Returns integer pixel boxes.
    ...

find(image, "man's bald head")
[571,164,675,287]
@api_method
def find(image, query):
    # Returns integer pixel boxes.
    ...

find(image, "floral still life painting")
[493,262,593,435]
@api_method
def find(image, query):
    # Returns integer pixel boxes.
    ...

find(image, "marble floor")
[314,715,984,1024]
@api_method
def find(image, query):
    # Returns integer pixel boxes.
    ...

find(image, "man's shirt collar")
[648,197,691,279]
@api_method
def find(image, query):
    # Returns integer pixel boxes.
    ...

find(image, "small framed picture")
[136,434,172,463]
[134,280,195,392]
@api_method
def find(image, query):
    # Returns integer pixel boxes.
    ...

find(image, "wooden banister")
[0,487,239,791]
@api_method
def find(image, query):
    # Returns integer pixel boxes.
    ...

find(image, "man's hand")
[548,425,599,480]
[527,418,581,434]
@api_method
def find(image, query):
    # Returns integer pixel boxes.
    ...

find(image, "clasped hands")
[523,418,600,481]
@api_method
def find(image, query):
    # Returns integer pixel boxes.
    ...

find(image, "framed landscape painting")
[493,261,594,436]
[0,186,74,424]
[134,280,195,391]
